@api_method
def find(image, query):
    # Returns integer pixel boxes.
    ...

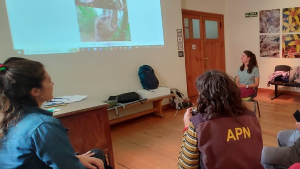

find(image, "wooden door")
[203,16,225,72]
[182,10,225,98]
[182,14,204,97]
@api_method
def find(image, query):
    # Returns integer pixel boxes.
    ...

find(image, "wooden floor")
[110,90,299,169]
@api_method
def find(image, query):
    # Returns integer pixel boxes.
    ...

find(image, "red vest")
[190,110,264,169]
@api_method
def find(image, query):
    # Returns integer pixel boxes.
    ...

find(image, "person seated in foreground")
[262,123,300,169]
[178,70,264,169]
[0,57,112,169]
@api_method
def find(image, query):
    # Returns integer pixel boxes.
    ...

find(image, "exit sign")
[245,12,258,18]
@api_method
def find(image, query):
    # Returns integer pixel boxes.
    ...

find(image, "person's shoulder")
[237,66,242,73]
[8,108,60,142]
[26,110,59,125]
[253,66,259,71]
[21,107,60,128]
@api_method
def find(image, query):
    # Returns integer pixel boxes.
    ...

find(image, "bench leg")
[271,84,283,100]
[153,99,164,118]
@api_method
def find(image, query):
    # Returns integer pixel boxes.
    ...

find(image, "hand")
[81,151,95,157]
[183,108,193,128]
[77,155,104,169]
[296,122,300,131]
[239,84,246,88]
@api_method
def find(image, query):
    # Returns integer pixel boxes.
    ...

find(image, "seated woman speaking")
[236,50,260,98]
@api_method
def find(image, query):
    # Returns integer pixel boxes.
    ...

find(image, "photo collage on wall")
[259,7,300,58]
[75,0,131,42]
[282,7,300,58]
[259,9,280,58]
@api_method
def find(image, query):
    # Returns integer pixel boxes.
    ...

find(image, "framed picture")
[178,51,184,57]
[178,43,183,50]
[177,29,183,37]
[177,37,183,43]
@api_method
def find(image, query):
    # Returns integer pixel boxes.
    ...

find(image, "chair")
[268,65,292,100]
[243,88,261,117]
[235,76,261,117]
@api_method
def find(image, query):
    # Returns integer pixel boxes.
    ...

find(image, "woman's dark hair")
[240,50,258,74]
[196,70,247,120]
[0,57,45,144]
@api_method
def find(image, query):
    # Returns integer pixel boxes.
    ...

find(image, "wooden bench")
[108,94,174,125]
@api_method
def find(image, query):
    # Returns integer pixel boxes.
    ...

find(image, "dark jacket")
[190,110,264,169]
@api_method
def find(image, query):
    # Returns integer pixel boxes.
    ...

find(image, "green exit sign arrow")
[245,12,258,18]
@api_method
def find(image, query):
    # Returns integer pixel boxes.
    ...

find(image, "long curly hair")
[196,70,248,120]
[240,50,258,74]
[0,57,45,147]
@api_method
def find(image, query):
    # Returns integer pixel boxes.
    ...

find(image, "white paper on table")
[47,95,88,104]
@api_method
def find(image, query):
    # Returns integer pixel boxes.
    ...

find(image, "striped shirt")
[178,122,200,169]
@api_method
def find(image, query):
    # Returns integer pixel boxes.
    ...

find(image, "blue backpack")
[138,65,159,90]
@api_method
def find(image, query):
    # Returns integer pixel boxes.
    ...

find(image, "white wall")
[181,0,226,14]
[0,0,186,101]
[225,0,300,91]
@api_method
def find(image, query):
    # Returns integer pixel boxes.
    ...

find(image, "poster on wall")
[259,9,280,33]
[282,34,300,58]
[283,7,300,33]
[260,35,280,57]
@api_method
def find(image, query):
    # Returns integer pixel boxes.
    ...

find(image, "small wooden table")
[52,99,114,167]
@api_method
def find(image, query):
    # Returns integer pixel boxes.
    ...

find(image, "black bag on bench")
[117,92,141,103]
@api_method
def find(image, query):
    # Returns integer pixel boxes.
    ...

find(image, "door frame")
[182,9,226,72]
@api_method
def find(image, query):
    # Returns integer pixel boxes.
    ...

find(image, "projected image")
[76,6,131,42]
[76,0,124,10]
[79,0,94,3]
[5,0,164,55]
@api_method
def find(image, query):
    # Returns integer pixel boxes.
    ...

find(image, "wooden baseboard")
[258,88,300,97]
[257,88,273,93]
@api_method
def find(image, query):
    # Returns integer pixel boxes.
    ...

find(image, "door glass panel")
[192,19,200,39]
[205,20,219,39]
[184,28,189,39]
[184,18,189,27]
